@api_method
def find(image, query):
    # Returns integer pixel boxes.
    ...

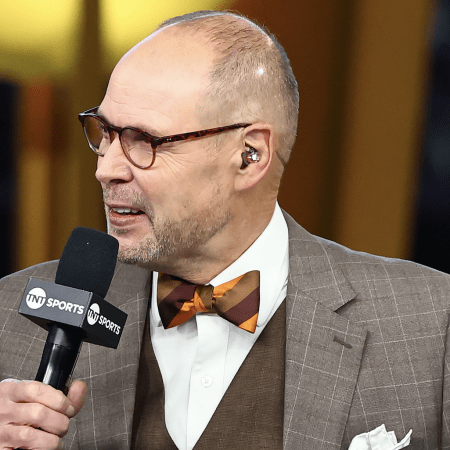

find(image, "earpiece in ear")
[240,146,261,169]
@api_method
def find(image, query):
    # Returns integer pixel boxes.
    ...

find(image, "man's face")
[95,31,238,268]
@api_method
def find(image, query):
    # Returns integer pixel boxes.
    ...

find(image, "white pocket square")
[348,424,412,450]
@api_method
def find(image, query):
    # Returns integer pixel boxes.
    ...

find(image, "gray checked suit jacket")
[1,211,450,449]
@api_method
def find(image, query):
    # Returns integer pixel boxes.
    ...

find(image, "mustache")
[102,187,151,213]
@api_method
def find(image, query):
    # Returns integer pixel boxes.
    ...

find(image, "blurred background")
[0,0,448,277]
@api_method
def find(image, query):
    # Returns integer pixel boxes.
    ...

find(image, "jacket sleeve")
[441,314,450,447]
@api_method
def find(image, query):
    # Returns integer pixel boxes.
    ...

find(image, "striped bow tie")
[157,270,260,333]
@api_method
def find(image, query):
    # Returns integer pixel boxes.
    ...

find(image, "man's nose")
[95,138,133,185]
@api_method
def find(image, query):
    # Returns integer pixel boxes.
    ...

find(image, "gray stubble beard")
[107,201,231,266]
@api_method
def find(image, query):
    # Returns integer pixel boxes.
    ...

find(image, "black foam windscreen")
[55,227,119,298]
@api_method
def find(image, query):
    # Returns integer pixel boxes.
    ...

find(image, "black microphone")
[18,227,127,395]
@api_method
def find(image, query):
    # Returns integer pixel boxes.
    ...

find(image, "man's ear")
[234,123,274,191]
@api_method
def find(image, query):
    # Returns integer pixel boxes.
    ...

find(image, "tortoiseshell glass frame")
[78,106,251,169]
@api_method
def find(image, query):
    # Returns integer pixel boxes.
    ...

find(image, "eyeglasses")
[78,106,251,169]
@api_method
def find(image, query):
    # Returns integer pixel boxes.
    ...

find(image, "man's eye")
[133,132,149,142]
[137,134,154,147]
[101,126,109,138]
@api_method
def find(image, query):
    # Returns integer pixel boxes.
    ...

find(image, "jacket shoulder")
[0,260,59,284]
[319,235,449,281]
[283,208,448,281]
[0,261,59,307]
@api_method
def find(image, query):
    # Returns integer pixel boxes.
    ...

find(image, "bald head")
[158,11,299,165]
[105,26,218,144]
[119,11,299,167]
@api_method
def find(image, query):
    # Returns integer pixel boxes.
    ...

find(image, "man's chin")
[117,252,153,264]
[109,227,129,236]
[116,238,161,266]
[108,226,154,256]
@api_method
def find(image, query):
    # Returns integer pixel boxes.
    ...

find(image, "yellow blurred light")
[0,1,234,79]
[101,0,234,66]
[0,1,81,78]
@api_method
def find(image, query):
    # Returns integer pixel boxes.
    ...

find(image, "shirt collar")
[151,202,289,328]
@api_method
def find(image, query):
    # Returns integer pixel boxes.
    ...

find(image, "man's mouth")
[110,207,145,216]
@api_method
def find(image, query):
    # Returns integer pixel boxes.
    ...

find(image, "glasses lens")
[121,128,156,168]
[84,116,110,155]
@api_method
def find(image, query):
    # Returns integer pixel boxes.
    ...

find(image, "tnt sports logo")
[26,288,47,309]
[87,303,100,325]
[87,303,121,335]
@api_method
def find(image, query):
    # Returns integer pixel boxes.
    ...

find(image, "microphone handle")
[35,324,85,395]
[13,327,85,450]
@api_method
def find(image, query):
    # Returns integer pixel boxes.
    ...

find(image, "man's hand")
[0,379,87,450]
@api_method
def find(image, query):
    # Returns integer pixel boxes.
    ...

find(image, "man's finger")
[7,381,74,416]
[67,380,87,417]
[2,423,64,450]
[12,402,70,437]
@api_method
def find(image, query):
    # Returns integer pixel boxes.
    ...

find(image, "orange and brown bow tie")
[157,270,260,333]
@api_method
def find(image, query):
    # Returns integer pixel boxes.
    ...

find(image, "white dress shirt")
[150,202,289,450]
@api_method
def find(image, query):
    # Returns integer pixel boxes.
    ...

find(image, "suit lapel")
[283,211,367,450]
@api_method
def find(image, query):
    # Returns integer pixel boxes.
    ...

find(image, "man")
[0,10,448,450]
